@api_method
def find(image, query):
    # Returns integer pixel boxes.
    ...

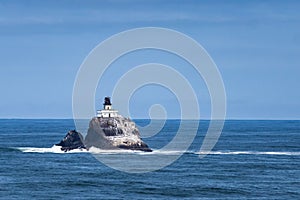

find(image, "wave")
[195,151,300,156]
[17,145,88,153]
[88,147,148,154]
[15,146,300,156]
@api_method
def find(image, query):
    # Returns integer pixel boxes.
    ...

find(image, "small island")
[55,97,152,152]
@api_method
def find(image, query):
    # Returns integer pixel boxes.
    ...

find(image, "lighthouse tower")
[96,97,118,118]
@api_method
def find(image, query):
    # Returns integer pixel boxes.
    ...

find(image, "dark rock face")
[55,130,86,152]
[118,142,152,152]
[85,117,152,152]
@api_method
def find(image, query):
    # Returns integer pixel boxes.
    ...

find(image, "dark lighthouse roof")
[103,97,112,105]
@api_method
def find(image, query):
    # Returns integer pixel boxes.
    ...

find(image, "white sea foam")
[16,147,300,156]
[88,147,139,154]
[196,151,300,156]
[17,145,88,153]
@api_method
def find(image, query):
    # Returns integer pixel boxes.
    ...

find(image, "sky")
[0,0,299,119]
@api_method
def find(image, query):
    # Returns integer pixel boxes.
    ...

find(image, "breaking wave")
[15,146,300,156]
[195,151,300,156]
[17,145,88,153]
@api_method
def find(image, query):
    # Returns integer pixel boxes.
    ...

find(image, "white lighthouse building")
[96,97,118,118]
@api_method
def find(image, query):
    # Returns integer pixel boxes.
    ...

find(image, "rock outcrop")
[55,118,152,152]
[55,97,152,152]
[55,130,86,152]
[85,117,152,152]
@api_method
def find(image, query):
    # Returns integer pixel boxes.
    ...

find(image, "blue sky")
[0,0,299,119]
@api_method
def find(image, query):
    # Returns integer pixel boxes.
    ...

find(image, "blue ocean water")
[0,119,299,199]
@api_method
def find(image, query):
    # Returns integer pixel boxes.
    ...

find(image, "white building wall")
[96,110,118,118]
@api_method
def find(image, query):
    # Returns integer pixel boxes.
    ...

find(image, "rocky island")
[55,97,152,152]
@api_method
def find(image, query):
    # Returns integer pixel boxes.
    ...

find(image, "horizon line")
[0,118,299,121]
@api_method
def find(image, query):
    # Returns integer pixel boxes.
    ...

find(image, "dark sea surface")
[0,119,299,199]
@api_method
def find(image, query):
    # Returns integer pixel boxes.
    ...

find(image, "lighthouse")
[96,97,118,118]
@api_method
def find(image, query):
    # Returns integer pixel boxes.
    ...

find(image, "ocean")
[0,119,299,199]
